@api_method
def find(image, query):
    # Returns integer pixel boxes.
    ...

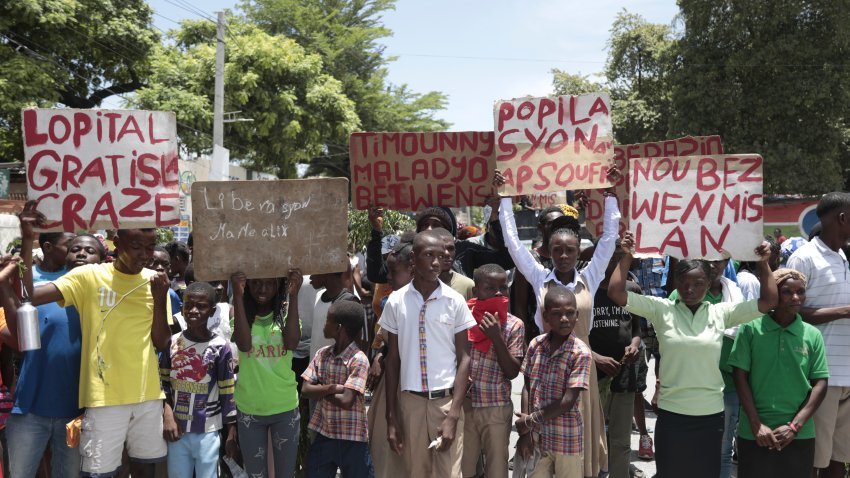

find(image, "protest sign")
[493,93,614,195]
[22,108,179,232]
[527,191,568,209]
[349,131,495,210]
[191,178,349,280]
[583,136,724,237]
[630,154,763,260]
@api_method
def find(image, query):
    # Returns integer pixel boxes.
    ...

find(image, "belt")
[408,388,454,399]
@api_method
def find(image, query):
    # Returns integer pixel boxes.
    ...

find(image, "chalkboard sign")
[191,178,349,280]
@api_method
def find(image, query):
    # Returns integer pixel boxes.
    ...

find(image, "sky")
[147,0,680,132]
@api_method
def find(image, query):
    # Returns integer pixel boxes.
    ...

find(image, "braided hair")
[242,277,290,343]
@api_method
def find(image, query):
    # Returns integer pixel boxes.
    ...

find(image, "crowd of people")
[0,173,847,478]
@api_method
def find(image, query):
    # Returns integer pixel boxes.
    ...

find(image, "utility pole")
[213,11,225,149]
[210,11,228,181]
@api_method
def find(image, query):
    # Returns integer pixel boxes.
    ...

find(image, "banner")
[527,190,567,210]
[349,131,495,210]
[22,108,179,231]
[191,178,350,280]
[493,93,613,195]
[630,155,763,260]
[584,136,724,237]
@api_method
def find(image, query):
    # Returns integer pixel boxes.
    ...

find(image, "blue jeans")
[720,390,739,478]
[167,431,221,478]
[307,433,375,478]
[6,413,81,478]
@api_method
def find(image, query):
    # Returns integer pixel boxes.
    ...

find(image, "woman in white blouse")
[495,167,620,478]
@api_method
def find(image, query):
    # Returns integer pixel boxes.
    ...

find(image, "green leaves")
[133,17,359,177]
[0,0,158,161]
[671,0,850,194]
[556,4,850,194]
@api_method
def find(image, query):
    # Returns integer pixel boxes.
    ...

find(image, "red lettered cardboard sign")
[494,93,613,195]
[191,178,350,280]
[527,191,568,209]
[630,155,763,260]
[22,108,179,231]
[349,132,495,210]
[583,136,724,237]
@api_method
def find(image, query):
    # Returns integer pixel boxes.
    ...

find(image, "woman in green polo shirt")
[729,268,828,477]
[607,232,777,478]
[230,269,303,478]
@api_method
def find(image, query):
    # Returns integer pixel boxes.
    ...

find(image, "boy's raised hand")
[754,241,771,261]
[287,269,303,296]
[492,170,506,188]
[605,165,622,185]
[367,205,384,232]
[621,231,635,254]
[0,256,20,284]
[573,190,589,210]
[17,200,47,241]
[230,272,247,297]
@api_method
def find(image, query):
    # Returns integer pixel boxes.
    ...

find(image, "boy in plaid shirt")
[301,300,374,477]
[464,264,524,478]
[516,286,591,478]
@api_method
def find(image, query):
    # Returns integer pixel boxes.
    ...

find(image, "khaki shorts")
[81,400,167,476]
[813,386,850,468]
[461,404,512,478]
[529,450,582,478]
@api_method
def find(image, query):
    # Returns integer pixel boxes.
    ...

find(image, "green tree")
[551,70,605,96]
[670,0,850,194]
[347,206,414,252]
[132,18,359,177]
[551,11,676,146]
[0,0,158,161]
[242,0,449,177]
[604,11,675,145]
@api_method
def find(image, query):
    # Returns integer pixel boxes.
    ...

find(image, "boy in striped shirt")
[301,300,374,477]
[464,264,524,478]
[516,286,591,478]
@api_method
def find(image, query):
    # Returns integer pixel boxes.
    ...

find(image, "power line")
[163,0,215,23]
[153,11,183,25]
[390,53,606,64]
[390,52,848,69]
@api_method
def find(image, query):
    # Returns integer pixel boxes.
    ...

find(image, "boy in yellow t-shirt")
[28,222,171,478]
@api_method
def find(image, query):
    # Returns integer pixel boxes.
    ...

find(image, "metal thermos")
[17,299,40,351]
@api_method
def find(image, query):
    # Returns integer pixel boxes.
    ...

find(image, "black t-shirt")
[589,281,641,363]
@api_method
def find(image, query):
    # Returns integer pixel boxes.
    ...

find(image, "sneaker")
[629,463,646,478]
[638,434,655,460]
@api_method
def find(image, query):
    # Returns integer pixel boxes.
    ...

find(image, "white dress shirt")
[379,281,476,392]
[500,196,620,331]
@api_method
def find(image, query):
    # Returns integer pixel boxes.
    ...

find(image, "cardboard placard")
[191,178,349,280]
[583,136,724,237]
[527,191,568,209]
[349,131,495,210]
[630,155,763,260]
[22,108,179,231]
[493,93,614,195]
